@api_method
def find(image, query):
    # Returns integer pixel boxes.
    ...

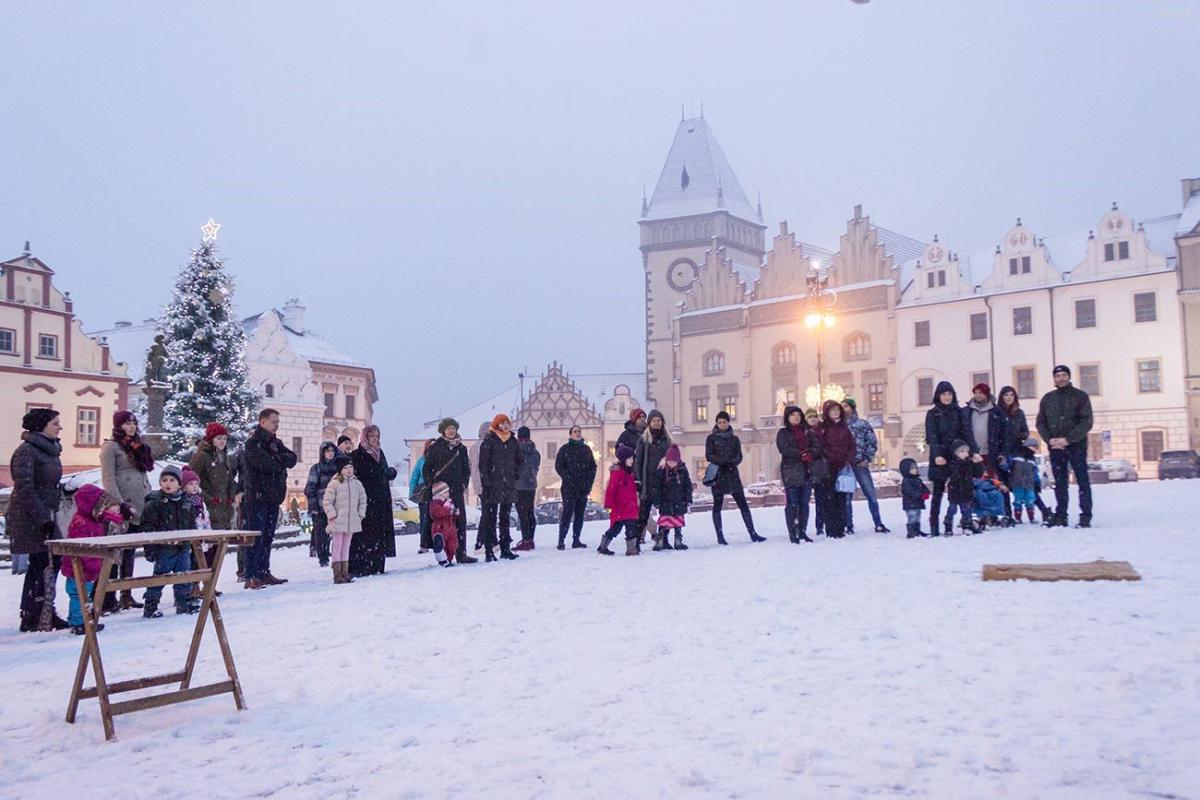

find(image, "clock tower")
[638,116,765,413]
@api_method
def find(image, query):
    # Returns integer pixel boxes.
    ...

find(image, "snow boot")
[673,530,688,551]
[714,519,728,546]
[1075,515,1092,529]
[651,531,664,551]
[749,530,766,543]
[71,623,104,635]
[661,528,674,550]
[943,518,954,536]
[485,549,497,563]
[1044,513,1067,528]
[119,590,143,610]
[597,533,615,556]
[1013,508,1023,524]
[571,536,587,549]
[928,516,940,537]
[625,537,640,556]
[874,523,891,533]
[906,522,921,539]
[475,536,484,551]
[556,533,566,551]
[513,538,534,552]
[786,517,799,544]
[143,600,162,619]
[177,599,201,615]
[455,549,478,564]
[331,562,341,584]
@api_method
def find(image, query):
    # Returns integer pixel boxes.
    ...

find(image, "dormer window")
[925,270,946,289]
[1008,256,1031,275]
[1104,241,1130,262]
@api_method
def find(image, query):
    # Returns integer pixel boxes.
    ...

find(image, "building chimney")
[1183,177,1200,207]
[281,298,305,332]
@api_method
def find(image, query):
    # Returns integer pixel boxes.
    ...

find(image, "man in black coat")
[477,414,524,561]
[924,381,982,535]
[554,425,597,549]
[1036,365,1095,528]
[422,418,476,563]
[617,408,646,455]
[241,408,298,588]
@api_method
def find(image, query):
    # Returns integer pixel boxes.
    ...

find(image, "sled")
[981,559,1140,582]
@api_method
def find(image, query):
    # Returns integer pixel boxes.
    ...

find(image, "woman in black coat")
[924,380,980,533]
[349,425,397,577]
[705,411,765,545]
[422,418,476,563]
[477,414,524,561]
[775,405,814,543]
[554,425,597,550]
[7,408,68,632]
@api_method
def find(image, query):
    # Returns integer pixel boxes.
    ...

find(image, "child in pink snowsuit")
[428,482,459,567]
[61,484,127,634]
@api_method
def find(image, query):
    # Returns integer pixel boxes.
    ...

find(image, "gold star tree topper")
[200,218,221,242]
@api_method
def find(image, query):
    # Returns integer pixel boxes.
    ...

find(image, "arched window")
[703,350,725,376]
[264,383,275,398]
[773,342,796,366]
[844,333,871,362]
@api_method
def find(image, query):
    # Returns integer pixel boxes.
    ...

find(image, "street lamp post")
[804,264,837,406]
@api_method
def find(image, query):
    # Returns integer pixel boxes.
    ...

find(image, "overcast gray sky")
[3,1,1197,442]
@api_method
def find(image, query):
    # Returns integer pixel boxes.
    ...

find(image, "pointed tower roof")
[644,117,758,224]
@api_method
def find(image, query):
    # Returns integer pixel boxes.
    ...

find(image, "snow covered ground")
[1,480,1197,799]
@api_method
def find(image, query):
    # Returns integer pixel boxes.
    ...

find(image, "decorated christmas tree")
[159,221,259,455]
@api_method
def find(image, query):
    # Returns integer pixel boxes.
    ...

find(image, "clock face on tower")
[667,259,699,292]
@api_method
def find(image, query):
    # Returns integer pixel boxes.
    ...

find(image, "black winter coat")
[242,426,297,507]
[899,458,926,511]
[634,429,672,493]
[776,411,813,488]
[555,439,596,498]
[351,447,398,559]
[516,440,541,492]
[705,427,744,494]
[924,381,972,482]
[999,407,1030,458]
[648,464,693,516]
[946,457,984,506]
[616,421,641,456]
[478,432,523,504]
[1036,384,1094,445]
[140,489,197,561]
[5,432,63,555]
[423,437,471,496]
[303,442,339,514]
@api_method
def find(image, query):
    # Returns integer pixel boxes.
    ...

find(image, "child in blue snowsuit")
[973,476,1007,528]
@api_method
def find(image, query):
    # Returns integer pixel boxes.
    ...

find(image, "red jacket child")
[604,445,640,523]
[60,484,127,583]
[428,482,459,564]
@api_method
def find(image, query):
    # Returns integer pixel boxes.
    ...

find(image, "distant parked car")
[870,469,902,488]
[1158,450,1200,480]
[534,500,607,524]
[392,498,421,535]
[1095,459,1139,482]
[745,480,784,497]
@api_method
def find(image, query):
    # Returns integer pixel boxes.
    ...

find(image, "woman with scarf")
[422,418,477,564]
[776,405,815,543]
[996,385,1030,519]
[99,410,154,611]
[924,380,981,535]
[809,399,856,539]
[189,422,241,576]
[477,413,524,562]
[704,411,765,545]
[8,408,68,632]
[349,425,398,577]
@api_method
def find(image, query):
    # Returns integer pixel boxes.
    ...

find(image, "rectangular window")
[693,397,708,423]
[1118,240,1129,260]
[1137,359,1161,393]
[292,437,303,458]
[1015,367,1037,399]
[868,383,885,414]
[917,377,933,406]
[1077,364,1101,396]
[1104,243,1115,261]
[1140,430,1165,462]
[0,328,14,353]
[76,407,99,446]
[1008,257,1018,276]
[1021,255,1031,273]
[546,442,558,462]
[324,393,335,417]
[969,312,988,341]
[344,395,356,419]
[721,397,737,421]
[1133,292,1157,323]
[914,320,930,347]
[1012,306,1033,336]
[1074,298,1096,329]
[926,272,936,288]
[937,270,946,287]
[38,334,58,359]
[970,372,991,391]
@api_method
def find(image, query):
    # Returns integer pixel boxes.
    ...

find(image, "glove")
[119,503,135,521]
[40,520,58,535]
[922,491,931,501]
[801,452,813,463]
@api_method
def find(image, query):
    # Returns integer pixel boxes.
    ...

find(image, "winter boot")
[943,517,954,536]
[749,530,767,543]
[1013,508,1023,524]
[929,516,940,537]
[651,531,664,551]
[500,546,519,560]
[143,600,162,619]
[119,590,143,610]
[342,562,355,582]
[786,517,799,544]
[661,528,674,550]
[71,622,104,635]
[455,549,478,564]
[1075,515,1092,529]
[475,536,484,551]
[906,522,920,539]
[625,537,640,556]
[557,533,566,551]
[485,548,497,562]
[673,530,688,551]
[874,523,891,533]
[513,538,534,552]
[714,518,728,546]
[571,535,587,549]
[1044,513,1067,528]
[331,562,342,584]
[597,533,615,556]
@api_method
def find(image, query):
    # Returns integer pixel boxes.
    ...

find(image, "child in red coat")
[61,483,129,634]
[428,482,459,567]
[598,444,640,556]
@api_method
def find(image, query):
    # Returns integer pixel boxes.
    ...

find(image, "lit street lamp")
[804,263,837,406]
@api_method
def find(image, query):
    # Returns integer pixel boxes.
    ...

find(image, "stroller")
[972,477,1013,530]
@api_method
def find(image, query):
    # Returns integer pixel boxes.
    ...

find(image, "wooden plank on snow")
[981,559,1141,582]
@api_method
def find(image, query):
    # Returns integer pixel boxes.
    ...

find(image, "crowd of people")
[7,363,1095,633]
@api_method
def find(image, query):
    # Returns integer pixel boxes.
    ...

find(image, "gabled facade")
[1,248,130,484]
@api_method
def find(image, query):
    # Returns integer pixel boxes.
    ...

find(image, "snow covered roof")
[874,226,927,266]
[242,310,368,370]
[567,372,648,409]
[1178,192,1200,236]
[644,117,760,224]
[85,320,158,383]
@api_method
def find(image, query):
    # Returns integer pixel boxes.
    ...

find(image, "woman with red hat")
[189,422,241,576]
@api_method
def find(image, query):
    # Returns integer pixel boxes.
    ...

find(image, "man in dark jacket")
[554,425,597,550]
[241,408,298,589]
[422,418,476,563]
[924,381,981,534]
[842,398,888,534]
[633,409,672,545]
[1036,365,1094,527]
[617,408,646,455]
[303,441,339,567]
[477,414,524,561]
[513,426,541,551]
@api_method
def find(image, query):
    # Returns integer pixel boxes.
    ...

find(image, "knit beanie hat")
[159,464,183,483]
[333,454,352,472]
[842,397,857,410]
[664,444,682,463]
[22,407,59,433]
[1053,364,1071,377]
[517,426,531,440]
[972,382,991,397]
[629,408,646,423]
[437,417,460,435]
[180,467,200,487]
[616,443,635,462]
[715,410,731,423]
[204,422,229,442]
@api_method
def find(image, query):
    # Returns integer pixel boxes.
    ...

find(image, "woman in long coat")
[776,405,815,543]
[349,425,397,577]
[8,408,67,632]
[809,399,856,539]
[704,411,764,545]
[923,381,974,534]
[99,410,154,611]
